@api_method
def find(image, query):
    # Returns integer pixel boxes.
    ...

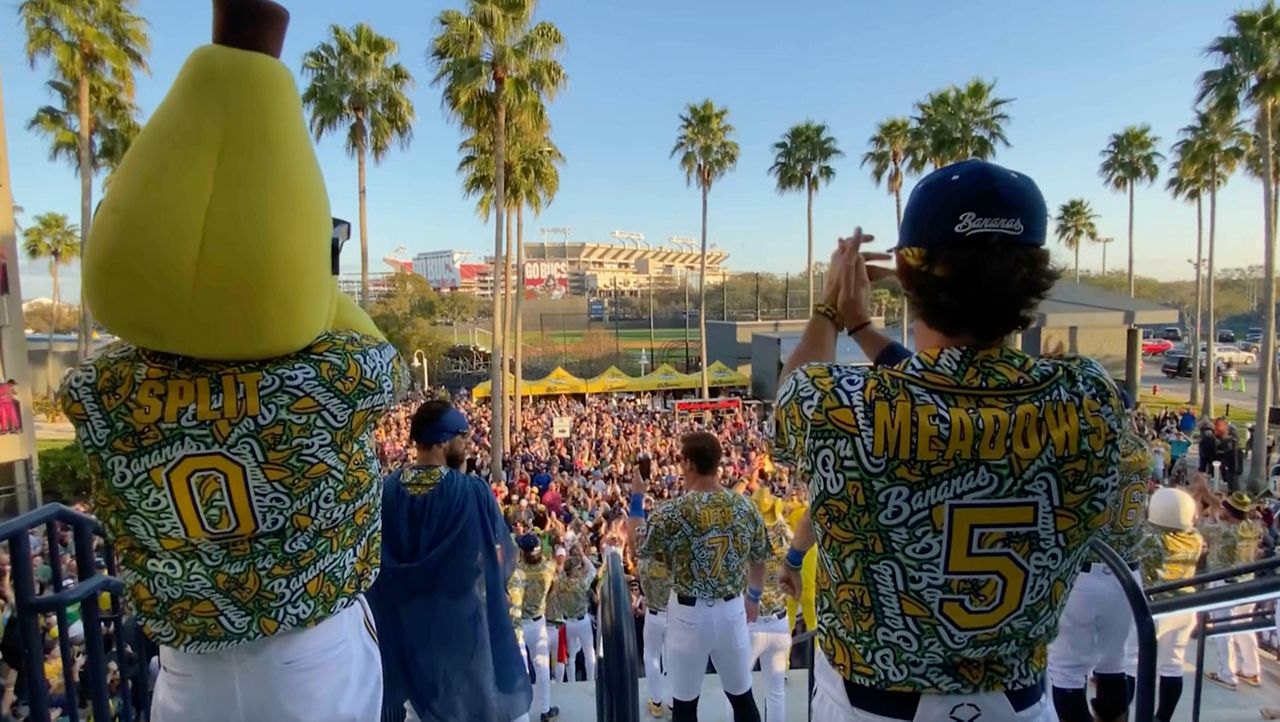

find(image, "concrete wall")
[707,320,809,369]
[27,339,81,397]
[1022,325,1129,377]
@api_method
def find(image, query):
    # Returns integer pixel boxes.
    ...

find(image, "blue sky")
[1,0,1265,301]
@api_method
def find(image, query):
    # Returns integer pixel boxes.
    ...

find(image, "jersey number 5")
[154,451,260,542]
[938,501,1038,632]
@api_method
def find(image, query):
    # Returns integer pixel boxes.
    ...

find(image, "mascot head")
[84,0,376,361]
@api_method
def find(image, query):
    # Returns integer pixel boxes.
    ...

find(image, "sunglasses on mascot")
[331,218,352,276]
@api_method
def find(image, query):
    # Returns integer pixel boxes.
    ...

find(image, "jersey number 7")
[938,500,1038,633]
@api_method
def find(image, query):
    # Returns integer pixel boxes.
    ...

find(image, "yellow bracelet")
[812,303,844,330]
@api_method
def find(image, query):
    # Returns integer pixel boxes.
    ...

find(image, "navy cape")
[368,465,531,722]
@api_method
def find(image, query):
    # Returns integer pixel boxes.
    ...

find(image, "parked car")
[1160,327,1184,342]
[1247,327,1263,342]
[1217,329,1236,343]
[1199,343,1256,365]
[1240,339,1262,354]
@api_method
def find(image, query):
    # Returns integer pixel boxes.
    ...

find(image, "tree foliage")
[908,79,1012,171]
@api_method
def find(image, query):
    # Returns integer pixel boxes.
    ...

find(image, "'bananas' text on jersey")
[773,347,1123,694]
[60,331,407,652]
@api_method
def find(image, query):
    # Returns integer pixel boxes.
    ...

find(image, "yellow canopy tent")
[705,361,750,387]
[586,366,636,394]
[635,363,699,391]
[472,373,517,399]
[524,367,588,396]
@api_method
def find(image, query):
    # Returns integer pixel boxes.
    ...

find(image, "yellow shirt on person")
[774,346,1123,694]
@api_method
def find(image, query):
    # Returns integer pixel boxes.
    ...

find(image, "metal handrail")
[1144,556,1280,596]
[2,503,145,722]
[594,550,638,722]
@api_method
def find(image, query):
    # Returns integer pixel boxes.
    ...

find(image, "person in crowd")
[775,161,1124,722]
[1200,491,1265,691]
[367,400,531,722]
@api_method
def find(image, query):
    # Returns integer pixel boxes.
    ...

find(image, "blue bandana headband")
[416,407,470,446]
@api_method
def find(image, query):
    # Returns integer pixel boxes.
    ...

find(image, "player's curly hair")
[409,399,452,447]
[899,237,1059,345]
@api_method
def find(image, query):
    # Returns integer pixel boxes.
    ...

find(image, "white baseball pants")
[151,598,381,722]
[664,592,753,701]
[1208,581,1260,685]
[522,617,552,716]
[1047,564,1138,688]
[1155,611,1197,678]
[643,609,669,708]
[811,648,1054,722]
[547,623,566,683]
[564,615,596,681]
[749,613,789,722]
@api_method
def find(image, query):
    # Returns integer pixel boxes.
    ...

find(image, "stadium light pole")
[670,236,697,371]
[541,227,572,259]
[412,349,430,391]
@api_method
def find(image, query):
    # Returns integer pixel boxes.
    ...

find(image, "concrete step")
[542,644,1280,722]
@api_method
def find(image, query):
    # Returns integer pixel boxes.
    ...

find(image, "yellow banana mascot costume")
[59,2,405,721]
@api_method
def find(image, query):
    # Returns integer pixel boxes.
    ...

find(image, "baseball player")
[745,490,794,722]
[516,534,560,722]
[629,432,770,722]
[557,547,597,682]
[1198,491,1265,690]
[633,520,674,717]
[545,547,570,684]
[774,160,1125,722]
[1136,488,1205,722]
[1048,421,1153,722]
[367,400,531,722]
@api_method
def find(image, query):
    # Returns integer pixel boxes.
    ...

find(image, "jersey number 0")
[156,450,260,542]
[938,500,1038,632]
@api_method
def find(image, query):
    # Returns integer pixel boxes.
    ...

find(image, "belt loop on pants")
[841,677,1046,720]
[676,593,738,607]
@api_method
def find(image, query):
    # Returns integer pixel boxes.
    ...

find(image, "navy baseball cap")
[897,160,1047,254]
[516,534,541,553]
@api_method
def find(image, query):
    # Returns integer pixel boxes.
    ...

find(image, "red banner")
[674,398,741,414]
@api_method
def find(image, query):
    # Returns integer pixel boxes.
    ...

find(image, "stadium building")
[414,241,730,299]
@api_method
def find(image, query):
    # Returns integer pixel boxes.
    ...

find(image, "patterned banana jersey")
[773,347,1123,694]
[1088,427,1153,565]
[1137,526,1203,599]
[1198,518,1264,580]
[557,566,593,620]
[636,556,673,612]
[545,568,572,623]
[639,490,770,599]
[59,332,407,652]
[508,564,526,631]
[401,465,447,496]
[758,518,794,618]
[517,558,556,621]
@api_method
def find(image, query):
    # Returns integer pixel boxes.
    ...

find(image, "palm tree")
[863,116,914,342]
[673,100,739,397]
[908,78,1012,170]
[1167,144,1209,409]
[1099,125,1164,298]
[302,23,416,307]
[458,125,563,427]
[1201,4,1280,431]
[20,0,149,359]
[1054,199,1100,283]
[22,212,79,388]
[431,0,567,484]
[27,76,141,187]
[769,121,841,312]
[1176,111,1249,421]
